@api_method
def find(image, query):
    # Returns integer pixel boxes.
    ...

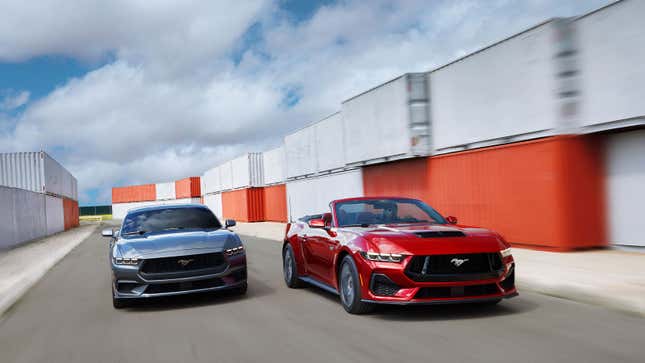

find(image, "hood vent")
[414,231,465,238]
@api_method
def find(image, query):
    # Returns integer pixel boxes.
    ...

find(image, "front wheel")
[283,244,304,288]
[339,255,373,314]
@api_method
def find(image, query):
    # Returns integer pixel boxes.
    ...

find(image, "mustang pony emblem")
[450,258,469,267]
[177,258,195,267]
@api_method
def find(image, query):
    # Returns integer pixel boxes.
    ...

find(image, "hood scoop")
[414,231,465,238]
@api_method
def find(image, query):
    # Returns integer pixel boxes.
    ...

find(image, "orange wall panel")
[263,184,287,222]
[363,157,428,201]
[175,177,201,198]
[112,184,156,203]
[362,135,606,251]
[63,198,79,230]
[426,136,606,251]
[222,188,265,222]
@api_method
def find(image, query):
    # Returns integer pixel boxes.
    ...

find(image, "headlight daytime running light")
[500,247,512,258]
[114,257,139,265]
[360,251,404,263]
[225,246,245,256]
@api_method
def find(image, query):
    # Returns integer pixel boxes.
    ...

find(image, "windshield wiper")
[342,223,373,228]
[122,230,148,236]
[161,227,185,231]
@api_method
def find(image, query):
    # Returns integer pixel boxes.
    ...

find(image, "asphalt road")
[1,224,643,363]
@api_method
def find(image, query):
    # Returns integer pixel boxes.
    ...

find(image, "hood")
[115,229,240,259]
[350,223,506,255]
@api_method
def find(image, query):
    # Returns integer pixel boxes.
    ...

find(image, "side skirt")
[298,276,339,296]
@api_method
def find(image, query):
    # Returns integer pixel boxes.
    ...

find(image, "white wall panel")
[285,125,317,178]
[263,146,286,185]
[577,0,645,127]
[606,129,645,247]
[112,198,202,220]
[203,193,223,221]
[45,195,64,235]
[0,152,44,193]
[220,162,233,191]
[0,186,48,249]
[202,165,221,194]
[314,113,345,172]
[342,74,429,164]
[155,182,176,200]
[43,152,77,200]
[430,22,558,150]
[286,169,363,221]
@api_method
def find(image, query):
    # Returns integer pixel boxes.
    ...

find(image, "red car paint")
[284,196,517,305]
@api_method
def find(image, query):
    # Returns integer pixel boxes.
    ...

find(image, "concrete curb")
[0,224,99,317]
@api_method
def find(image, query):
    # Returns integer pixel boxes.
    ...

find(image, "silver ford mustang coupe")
[102,204,247,309]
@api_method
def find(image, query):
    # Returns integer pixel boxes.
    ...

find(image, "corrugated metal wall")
[0,186,48,249]
[155,182,176,200]
[286,170,363,220]
[425,136,605,251]
[0,152,44,193]
[605,129,645,247]
[63,198,79,230]
[203,193,223,221]
[429,22,559,152]
[112,184,156,203]
[45,195,65,235]
[576,0,645,129]
[362,157,428,201]
[263,184,287,222]
[263,146,286,185]
[175,177,201,198]
[222,188,265,222]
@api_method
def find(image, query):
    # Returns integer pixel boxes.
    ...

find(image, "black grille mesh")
[405,253,502,282]
[141,253,226,274]
[370,274,400,296]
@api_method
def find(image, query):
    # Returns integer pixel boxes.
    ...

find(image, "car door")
[303,214,338,285]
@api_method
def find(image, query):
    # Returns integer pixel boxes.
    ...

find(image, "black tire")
[112,290,127,309]
[283,244,304,288]
[230,282,248,295]
[338,255,373,314]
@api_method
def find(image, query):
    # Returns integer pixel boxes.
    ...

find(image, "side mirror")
[101,228,114,237]
[446,216,458,225]
[308,218,325,229]
[225,219,236,228]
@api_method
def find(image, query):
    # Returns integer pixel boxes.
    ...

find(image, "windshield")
[121,207,222,236]
[334,198,446,227]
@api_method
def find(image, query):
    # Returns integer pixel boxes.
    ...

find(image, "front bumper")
[111,254,247,299]
[357,254,518,305]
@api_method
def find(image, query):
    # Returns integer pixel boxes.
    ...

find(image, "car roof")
[126,204,208,214]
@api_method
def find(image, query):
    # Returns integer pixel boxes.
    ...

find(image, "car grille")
[415,283,499,299]
[405,253,503,282]
[140,252,228,279]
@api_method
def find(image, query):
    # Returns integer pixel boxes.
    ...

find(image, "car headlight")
[500,248,512,258]
[360,251,404,263]
[225,246,245,256]
[114,257,139,265]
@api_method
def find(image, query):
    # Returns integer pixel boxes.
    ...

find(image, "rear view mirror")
[308,218,325,228]
[101,229,114,237]
[225,219,236,228]
[446,216,458,225]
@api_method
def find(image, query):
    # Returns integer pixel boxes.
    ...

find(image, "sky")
[0,0,611,206]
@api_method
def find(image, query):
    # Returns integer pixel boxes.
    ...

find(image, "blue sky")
[0,0,609,206]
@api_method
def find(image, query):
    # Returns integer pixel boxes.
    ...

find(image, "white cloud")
[0,0,610,204]
[0,90,30,110]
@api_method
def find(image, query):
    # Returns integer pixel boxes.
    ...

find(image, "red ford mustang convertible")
[282,197,517,314]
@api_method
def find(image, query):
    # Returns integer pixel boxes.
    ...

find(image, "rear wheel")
[339,255,373,314]
[283,244,304,288]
